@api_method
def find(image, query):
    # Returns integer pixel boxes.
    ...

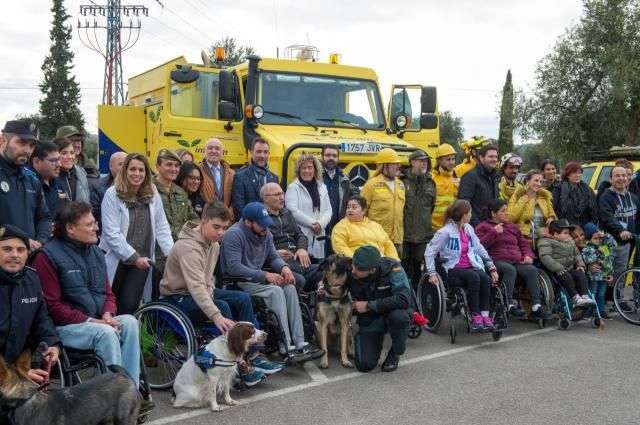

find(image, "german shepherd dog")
[317,254,354,369]
[0,351,140,425]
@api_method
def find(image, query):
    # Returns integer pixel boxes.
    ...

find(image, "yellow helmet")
[435,143,456,158]
[375,148,401,164]
[460,136,491,154]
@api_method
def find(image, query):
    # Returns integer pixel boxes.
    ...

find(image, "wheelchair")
[612,234,640,325]
[509,266,555,328]
[416,266,508,344]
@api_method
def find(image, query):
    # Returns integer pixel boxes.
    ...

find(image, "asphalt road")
[143,314,640,425]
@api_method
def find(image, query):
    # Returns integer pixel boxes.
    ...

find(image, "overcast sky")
[0,0,584,140]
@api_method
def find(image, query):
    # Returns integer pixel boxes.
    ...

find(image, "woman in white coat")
[99,152,173,314]
[285,154,332,260]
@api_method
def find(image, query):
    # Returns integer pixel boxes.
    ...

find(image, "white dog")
[172,322,265,411]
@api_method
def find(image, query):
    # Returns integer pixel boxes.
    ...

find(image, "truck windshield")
[257,72,385,130]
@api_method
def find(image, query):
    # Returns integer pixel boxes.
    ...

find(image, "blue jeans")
[589,279,607,313]
[55,315,140,388]
[163,289,256,324]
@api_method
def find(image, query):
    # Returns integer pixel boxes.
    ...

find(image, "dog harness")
[194,346,237,374]
[317,280,351,304]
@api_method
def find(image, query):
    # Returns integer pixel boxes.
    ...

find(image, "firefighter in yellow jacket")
[431,144,459,230]
[453,136,492,179]
[361,148,405,256]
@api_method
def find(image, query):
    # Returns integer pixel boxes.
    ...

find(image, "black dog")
[0,351,140,425]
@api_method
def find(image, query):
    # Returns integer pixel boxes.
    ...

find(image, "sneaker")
[239,363,266,387]
[471,313,485,331]
[413,311,429,326]
[508,305,526,318]
[574,296,587,306]
[618,301,633,313]
[482,315,495,330]
[381,350,399,372]
[600,311,613,320]
[138,397,155,416]
[531,306,552,320]
[299,342,325,360]
[582,295,596,305]
[250,354,284,375]
[281,348,311,366]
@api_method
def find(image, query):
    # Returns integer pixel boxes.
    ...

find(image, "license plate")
[340,142,382,154]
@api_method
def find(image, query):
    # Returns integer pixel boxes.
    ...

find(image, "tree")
[498,70,514,154]
[38,0,84,140]
[439,110,465,157]
[515,0,640,162]
[208,37,256,67]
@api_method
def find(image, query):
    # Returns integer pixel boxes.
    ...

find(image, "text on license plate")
[341,142,382,154]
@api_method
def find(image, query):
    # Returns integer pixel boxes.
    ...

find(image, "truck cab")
[98,46,439,187]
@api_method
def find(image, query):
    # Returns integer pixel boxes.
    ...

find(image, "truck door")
[97,104,146,174]
[388,85,439,156]
[159,66,245,168]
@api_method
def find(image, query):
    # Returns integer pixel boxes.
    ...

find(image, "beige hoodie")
[159,221,222,322]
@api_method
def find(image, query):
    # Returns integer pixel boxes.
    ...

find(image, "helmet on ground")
[375,148,401,164]
[435,143,456,158]
[500,152,523,168]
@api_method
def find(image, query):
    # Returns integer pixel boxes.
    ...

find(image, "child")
[581,222,616,320]
[538,219,595,307]
[571,224,585,251]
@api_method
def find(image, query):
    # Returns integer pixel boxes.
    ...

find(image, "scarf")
[300,179,320,212]
[559,180,595,224]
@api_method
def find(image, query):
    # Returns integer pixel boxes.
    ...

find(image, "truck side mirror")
[420,114,438,130]
[420,86,437,114]
[219,71,235,102]
[218,101,236,120]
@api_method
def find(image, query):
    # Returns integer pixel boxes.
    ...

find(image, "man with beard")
[0,120,51,250]
[321,145,354,255]
[499,153,523,201]
[458,144,501,227]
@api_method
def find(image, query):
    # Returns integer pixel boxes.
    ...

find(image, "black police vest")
[39,238,108,318]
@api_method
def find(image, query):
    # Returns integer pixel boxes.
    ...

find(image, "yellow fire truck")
[98,46,439,186]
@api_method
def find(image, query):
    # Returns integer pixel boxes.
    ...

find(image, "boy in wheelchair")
[424,200,500,331]
[159,201,284,386]
[538,219,596,307]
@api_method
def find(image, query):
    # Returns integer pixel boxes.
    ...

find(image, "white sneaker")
[582,295,596,305]
[574,296,587,306]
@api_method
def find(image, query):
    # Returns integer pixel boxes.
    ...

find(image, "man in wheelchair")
[349,246,412,373]
[220,202,324,364]
[160,201,283,386]
[31,202,152,413]
[0,224,60,383]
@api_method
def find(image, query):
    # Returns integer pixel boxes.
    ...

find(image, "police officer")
[0,224,60,381]
[0,119,51,251]
[349,246,412,373]
[56,125,100,179]
[401,149,435,287]
[361,148,405,256]
[152,148,199,299]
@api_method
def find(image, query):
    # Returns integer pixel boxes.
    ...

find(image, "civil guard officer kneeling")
[349,246,412,373]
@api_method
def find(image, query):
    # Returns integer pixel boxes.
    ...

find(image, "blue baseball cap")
[583,222,601,240]
[242,202,274,228]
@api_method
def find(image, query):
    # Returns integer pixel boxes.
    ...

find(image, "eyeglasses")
[44,157,61,163]
[187,176,201,182]
[265,192,284,197]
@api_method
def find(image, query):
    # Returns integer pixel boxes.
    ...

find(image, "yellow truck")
[98,46,439,186]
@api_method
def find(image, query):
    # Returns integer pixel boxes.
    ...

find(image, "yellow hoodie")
[331,217,399,260]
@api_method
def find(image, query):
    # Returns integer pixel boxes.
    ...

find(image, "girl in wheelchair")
[424,200,499,331]
[538,219,595,307]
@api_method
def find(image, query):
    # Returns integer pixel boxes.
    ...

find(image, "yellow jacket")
[360,174,405,244]
[431,166,459,230]
[508,186,557,236]
[453,158,476,179]
[499,177,523,201]
[331,217,399,260]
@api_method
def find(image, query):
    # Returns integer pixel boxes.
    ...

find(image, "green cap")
[156,148,182,165]
[352,245,381,270]
[56,125,84,139]
[409,149,429,161]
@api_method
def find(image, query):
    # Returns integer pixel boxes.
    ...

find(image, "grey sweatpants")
[611,243,631,280]
[237,282,305,351]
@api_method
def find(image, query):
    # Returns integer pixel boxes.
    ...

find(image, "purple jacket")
[475,219,534,264]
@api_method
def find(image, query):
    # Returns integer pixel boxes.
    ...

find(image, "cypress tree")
[498,69,514,154]
[39,0,84,140]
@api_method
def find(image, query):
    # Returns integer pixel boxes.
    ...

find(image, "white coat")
[99,186,174,301]
[284,179,332,259]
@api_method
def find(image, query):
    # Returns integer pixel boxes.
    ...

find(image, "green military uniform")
[348,247,412,373]
[77,151,100,179]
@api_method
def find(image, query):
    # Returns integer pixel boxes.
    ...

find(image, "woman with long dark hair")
[552,161,597,227]
[176,161,207,217]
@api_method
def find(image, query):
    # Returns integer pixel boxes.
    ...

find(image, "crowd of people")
[2,117,639,414]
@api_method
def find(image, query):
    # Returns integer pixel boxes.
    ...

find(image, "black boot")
[381,349,399,372]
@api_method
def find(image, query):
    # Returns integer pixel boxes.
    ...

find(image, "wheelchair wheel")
[417,273,445,332]
[613,267,640,325]
[537,269,555,311]
[590,316,603,329]
[492,330,502,341]
[558,318,571,330]
[408,325,422,339]
[300,301,319,345]
[449,317,456,344]
[134,302,196,390]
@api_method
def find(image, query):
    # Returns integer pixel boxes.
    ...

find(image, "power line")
[187,0,234,35]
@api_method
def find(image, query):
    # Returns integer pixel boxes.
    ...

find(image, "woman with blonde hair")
[509,169,556,239]
[284,153,332,260]
[99,152,174,314]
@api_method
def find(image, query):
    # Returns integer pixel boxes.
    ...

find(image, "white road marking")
[147,327,555,424]
[303,360,329,382]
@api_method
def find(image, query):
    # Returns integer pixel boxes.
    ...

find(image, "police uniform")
[348,248,412,373]
[36,171,70,216]
[0,120,51,243]
[0,225,59,364]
